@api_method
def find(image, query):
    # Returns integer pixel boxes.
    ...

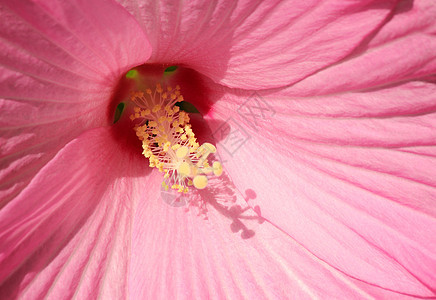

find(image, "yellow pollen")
[156,84,163,93]
[163,141,171,152]
[129,84,222,194]
[193,175,208,189]
[152,105,161,113]
[213,161,223,176]
[178,162,191,176]
[176,146,189,159]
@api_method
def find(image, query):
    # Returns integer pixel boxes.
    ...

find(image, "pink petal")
[130,170,431,299]
[288,0,436,96]
[117,0,397,89]
[204,79,436,297]
[0,127,152,299]
[0,0,151,205]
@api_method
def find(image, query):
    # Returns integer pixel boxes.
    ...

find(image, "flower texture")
[1,0,436,299]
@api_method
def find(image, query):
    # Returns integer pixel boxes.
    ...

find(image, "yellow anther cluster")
[130,84,222,193]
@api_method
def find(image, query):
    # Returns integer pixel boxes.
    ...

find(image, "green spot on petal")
[113,102,125,123]
[126,69,138,79]
[175,101,200,114]
[164,66,178,73]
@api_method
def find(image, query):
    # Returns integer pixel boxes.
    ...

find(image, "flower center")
[129,84,222,193]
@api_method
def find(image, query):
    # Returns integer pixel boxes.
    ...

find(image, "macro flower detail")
[129,84,222,192]
[1,0,436,299]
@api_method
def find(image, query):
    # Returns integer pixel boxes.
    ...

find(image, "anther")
[129,84,222,194]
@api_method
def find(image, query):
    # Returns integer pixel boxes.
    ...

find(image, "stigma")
[129,84,222,193]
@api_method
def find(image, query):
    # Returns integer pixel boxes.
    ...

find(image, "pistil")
[130,84,222,193]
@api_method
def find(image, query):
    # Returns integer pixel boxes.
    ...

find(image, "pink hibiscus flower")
[1,0,436,298]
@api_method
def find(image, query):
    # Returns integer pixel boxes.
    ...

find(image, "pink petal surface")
[1,0,435,298]
[0,0,151,205]
[0,126,151,299]
[116,0,398,89]
[130,170,430,299]
[204,78,436,297]
[288,0,436,96]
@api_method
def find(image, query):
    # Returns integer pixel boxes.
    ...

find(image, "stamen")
[130,84,222,193]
